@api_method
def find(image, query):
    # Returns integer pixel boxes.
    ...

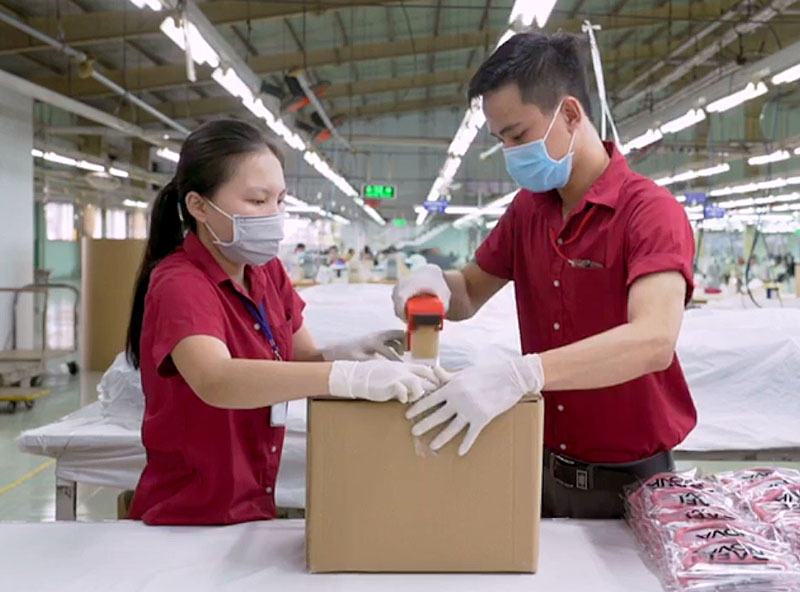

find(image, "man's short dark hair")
[468,31,593,119]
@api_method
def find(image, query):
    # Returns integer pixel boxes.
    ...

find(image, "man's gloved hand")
[391,264,451,321]
[321,330,405,361]
[405,355,545,455]
[329,360,441,404]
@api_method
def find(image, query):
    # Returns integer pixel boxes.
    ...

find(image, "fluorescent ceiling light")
[659,109,706,135]
[486,219,500,230]
[705,82,768,114]
[108,167,129,179]
[160,17,219,68]
[156,147,179,163]
[772,63,800,85]
[284,195,308,208]
[43,152,77,166]
[211,67,251,101]
[656,163,730,187]
[747,150,791,166]
[720,192,800,209]
[129,0,161,10]
[675,195,687,203]
[508,0,558,28]
[331,214,351,225]
[620,128,662,154]
[795,147,800,156]
[413,206,506,216]
[710,178,795,197]
[480,142,504,160]
[75,160,105,173]
[453,190,518,228]
[122,199,149,209]
[31,148,44,158]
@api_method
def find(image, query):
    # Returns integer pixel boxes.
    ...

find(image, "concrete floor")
[0,369,121,521]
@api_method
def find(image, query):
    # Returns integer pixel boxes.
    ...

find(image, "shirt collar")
[182,231,267,304]
[183,231,230,285]
[582,141,629,210]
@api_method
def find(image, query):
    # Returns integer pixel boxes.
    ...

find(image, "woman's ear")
[185,191,207,224]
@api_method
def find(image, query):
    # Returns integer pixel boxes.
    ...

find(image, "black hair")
[468,31,593,119]
[296,243,306,250]
[126,119,284,369]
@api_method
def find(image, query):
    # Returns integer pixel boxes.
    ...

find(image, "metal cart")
[0,283,80,413]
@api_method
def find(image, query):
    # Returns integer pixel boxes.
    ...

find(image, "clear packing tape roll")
[626,466,800,591]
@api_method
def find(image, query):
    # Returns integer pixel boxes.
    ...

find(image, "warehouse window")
[44,202,75,241]
[130,210,148,239]
[105,209,127,239]
[92,208,104,239]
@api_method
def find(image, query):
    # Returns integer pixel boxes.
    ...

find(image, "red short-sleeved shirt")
[128,231,305,525]
[476,142,697,463]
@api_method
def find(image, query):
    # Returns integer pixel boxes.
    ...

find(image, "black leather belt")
[544,449,673,492]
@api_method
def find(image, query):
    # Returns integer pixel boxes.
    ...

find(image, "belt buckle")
[550,452,592,491]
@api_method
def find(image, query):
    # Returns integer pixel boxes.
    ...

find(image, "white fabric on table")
[677,307,800,451]
[16,284,800,504]
[0,519,661,592]
[16,400,308,509]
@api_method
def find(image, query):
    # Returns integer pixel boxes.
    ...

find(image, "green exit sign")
[363,184,397,199]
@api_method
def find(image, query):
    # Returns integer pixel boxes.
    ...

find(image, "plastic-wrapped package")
[96,351,144,430]
[751,485,800,524]
[675,538,800,591]
[716,468,800,494]
[627,468,800,592]
[670,522,782,551]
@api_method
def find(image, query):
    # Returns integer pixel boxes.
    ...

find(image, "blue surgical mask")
[204,199,284,266]
[502,100,576,193]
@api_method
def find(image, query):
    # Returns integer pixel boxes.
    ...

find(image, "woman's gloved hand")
[328,360,441,404]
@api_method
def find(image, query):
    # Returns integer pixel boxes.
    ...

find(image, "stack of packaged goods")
[627,467,800,591]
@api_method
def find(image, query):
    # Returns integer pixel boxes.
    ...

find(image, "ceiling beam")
[345,95,464,120]
[32,28,503,98]
[119,69,476,123]
[0,0,743,58]
[0,1,401,56]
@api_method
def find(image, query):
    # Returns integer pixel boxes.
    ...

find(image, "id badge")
[270,401,288,427]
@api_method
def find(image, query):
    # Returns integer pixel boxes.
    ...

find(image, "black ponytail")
[125,119,284,368]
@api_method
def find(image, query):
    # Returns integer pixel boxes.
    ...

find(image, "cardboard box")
[306,397,543,573]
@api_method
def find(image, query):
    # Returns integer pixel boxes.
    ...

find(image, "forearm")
[539,322,675,391]
[443,270,475,321]
[202,359,332,409]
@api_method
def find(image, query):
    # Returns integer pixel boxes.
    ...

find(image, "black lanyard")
[237,294,283,361]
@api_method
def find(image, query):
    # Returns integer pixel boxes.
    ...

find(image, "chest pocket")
[561,235,627,340]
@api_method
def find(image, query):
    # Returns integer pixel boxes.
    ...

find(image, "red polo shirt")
[476,142,697,464]
[128,231,305,525]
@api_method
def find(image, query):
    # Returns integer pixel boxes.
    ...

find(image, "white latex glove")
[329,360,441,404]
[321,330,405,362]
[405,355,545,456]
[392,264,451,321]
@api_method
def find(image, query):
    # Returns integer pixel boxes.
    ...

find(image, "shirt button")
[557,238,564,245]
[560,444,567,451]
[266,486,273,494]
[553,322,561,331]
[253,322,260,330]
[553,280,560,288]
[270,446,277,453]
[557,404,565,412]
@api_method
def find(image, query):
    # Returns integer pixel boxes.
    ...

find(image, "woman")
[126,120,438,525]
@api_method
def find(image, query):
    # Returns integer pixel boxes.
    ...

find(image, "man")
[393,31,696,519]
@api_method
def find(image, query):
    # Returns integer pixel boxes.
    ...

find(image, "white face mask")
[204,199,284,266]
